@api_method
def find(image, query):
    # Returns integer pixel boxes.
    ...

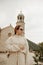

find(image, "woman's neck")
[16,33,22,36]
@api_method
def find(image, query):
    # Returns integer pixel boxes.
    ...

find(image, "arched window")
[20,16,22,20]
[8,33,12,37]
[18,16,19,19]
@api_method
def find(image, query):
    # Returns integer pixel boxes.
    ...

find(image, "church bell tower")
[16,11,25,35]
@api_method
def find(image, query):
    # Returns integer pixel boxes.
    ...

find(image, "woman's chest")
[12,37,26,45]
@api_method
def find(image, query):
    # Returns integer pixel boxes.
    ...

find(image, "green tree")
[38,42,43,62]
[38,42,43,57]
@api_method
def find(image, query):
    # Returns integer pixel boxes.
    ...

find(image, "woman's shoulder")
[8,36,13,40]
[5,36,14,43]
[22,36,27,40]
[8,35,16,39]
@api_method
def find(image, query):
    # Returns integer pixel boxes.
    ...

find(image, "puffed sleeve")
[22,38,29,54]
[5,36,14,51]
[25,39,29,53]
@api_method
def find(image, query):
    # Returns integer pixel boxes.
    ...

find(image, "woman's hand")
[19,44,25,50]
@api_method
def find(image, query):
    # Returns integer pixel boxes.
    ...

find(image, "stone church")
[0,12,25,51]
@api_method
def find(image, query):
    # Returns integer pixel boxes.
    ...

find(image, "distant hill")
[27,39,40,51]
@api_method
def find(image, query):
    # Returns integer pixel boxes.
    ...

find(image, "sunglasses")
[19,28,23,31]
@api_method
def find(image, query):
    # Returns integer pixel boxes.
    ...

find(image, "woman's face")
[16,27,23,35]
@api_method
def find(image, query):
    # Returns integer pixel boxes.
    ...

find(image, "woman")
[5,25,29,65]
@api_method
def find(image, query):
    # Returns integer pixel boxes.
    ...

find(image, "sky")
[0,0,43,44]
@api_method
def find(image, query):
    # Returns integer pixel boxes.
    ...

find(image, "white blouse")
[5,35,29,54]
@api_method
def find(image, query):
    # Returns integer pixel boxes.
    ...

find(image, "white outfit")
[5,35,29,65]
[5,35,35,65]
[26,52,36,65]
